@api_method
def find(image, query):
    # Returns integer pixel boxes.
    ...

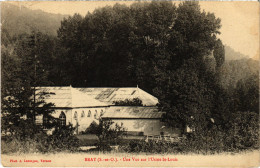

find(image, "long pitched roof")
[36,86,158,108]
[75,87,158,106]
[103,106,164,119]
[36,87,108,108]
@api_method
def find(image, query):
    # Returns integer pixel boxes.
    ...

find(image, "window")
[74,111,78,120]
[43,114,49,129]
[94,110,98,119]
[100,109,104,116]
[87,110,91,117]
[81,110,85,118]
[59,112,66,126]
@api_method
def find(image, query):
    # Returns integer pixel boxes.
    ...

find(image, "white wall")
[71,107,106,133]
[110,119,182,136]
[39,107,182,136]
[38,107,106,133]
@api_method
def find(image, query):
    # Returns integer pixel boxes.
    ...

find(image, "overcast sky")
[9,1,259,59]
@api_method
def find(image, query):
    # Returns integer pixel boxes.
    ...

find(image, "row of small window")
[73,109,104,119]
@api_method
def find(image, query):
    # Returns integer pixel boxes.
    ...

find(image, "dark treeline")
[2,1,259,151]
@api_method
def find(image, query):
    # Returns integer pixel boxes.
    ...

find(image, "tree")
[231,111,259,149]
[57,2,224,135]
[1,30,82,153]
[84,121,99,134]
[171,2,221,64]
[94,119,126,152]
[1,31,55,134]
[152,2,222,134]
[213,39,225,69]
[234,74,259,113]
[154,59,215,134]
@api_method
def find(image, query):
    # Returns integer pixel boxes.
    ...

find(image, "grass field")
[76,134,145,146]
[76,134,98,146]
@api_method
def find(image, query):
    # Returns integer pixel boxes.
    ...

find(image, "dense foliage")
[95,119,126,152]
[1,31,79,153]
[2,121,79,154]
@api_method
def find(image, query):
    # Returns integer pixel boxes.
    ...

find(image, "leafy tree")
[211,87,233,130]
[56,1,224,135]
[1,30,82,153]
[218,59,259,89]
[151,2,222,133]
[48,124,80,152]
[231,111,259,149]
[84,121,99,134]
[1,31,56,134]
[154,59,215,133]
[234,74,259,113]
[95,119,126,152]
[213,39,225,69]
[126,2,177,92]
[171,2,221,64]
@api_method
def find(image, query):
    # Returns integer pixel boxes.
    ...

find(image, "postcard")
[1,1,259,167]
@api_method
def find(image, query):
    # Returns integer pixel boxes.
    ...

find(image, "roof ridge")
[71,88,108,108]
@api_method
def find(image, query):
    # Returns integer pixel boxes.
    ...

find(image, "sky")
[9,1,259,59]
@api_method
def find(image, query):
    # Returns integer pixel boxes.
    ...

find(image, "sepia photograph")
[1,1,259,167]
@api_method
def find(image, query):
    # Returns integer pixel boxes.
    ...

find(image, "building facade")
[103,106,182,136]
[36,87,108,133]
[36,86,165,135]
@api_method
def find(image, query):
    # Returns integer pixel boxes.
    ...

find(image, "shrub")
[1,120,48,153]
[119,116,259,154]
[1,121,80,154]
[231,111,259,149]
[46,124,80,152]
[82,121,99,134]
[95,119,126,152]
[119,140,179,154]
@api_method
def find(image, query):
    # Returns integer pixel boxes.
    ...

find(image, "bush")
[119,115,259,154]
[1,121,80,154]
[95,120,126,152]
[177,111,259,154]
[178,132,225,154]
[2,120,48,153]
[232,111,259,149]
[48,124,79,152]
[119,140,179,154]
[81,121,99,134]
[2,131,50,154]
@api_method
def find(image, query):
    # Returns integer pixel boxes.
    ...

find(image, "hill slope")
[219,58,259,89]
[224,45,249,60]
[1,3,68,37]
